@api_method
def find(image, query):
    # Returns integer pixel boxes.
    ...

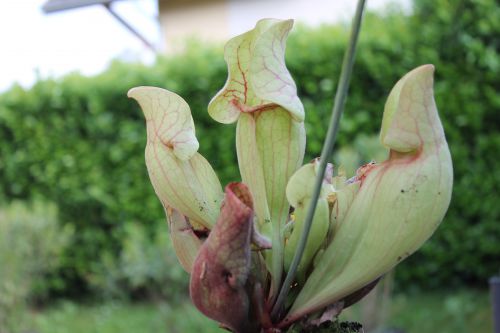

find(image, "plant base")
[286,320,363,333]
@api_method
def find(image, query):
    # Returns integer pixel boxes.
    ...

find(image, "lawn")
[388,290,492,333]
[28,289,492,333]
[341,288,492,333]
[30,301,222,333]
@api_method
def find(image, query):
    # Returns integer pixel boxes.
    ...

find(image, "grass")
[341,288,493,333]
[26,289,492,333]
[30,301,223,333]
[388,290,492,333]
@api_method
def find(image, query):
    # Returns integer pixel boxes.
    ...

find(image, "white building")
[158,0,409,52]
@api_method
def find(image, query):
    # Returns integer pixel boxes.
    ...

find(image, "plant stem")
[271,0,367,320]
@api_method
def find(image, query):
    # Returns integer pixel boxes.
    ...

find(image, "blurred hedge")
[0,201,72,331]
[0,0,498,296]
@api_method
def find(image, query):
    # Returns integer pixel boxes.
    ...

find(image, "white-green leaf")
[129,87,223,229]
[167,207,203,273]
[283,65,453,325]
[284,161,333,281]
[209,19,307,295]
[208,19,304,123]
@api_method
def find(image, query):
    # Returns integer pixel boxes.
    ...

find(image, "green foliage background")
[0,0,498,297]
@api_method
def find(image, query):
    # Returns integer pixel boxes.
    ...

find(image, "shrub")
[0,201,72,332]
[89,221,188,302]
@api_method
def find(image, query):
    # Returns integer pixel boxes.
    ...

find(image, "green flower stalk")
[129,17,453,333]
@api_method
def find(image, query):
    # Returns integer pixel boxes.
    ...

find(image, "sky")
[227,0,409,35]
[0,0,409,93]
[0,0,159,92]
